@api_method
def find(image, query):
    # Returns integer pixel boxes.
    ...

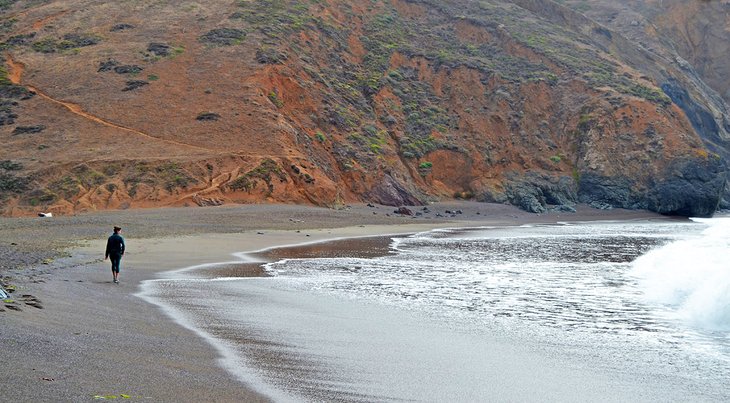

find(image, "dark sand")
[0,202,666,402]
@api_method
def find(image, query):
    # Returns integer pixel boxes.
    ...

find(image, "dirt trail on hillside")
[4,54,295,161]
[174,168,241,205]
[32,10,69,30]
[6,53,23,84]
[4,53,214,153]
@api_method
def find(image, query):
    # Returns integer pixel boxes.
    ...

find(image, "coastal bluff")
[1,0,728,217]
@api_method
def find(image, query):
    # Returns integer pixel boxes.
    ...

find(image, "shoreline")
[0,202,670,401]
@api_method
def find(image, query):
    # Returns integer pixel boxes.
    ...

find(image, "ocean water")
[140,217,730,402]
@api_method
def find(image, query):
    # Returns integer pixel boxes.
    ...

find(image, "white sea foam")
[631,217,730,330]
[137,219,730,401]
[137,275,298,402]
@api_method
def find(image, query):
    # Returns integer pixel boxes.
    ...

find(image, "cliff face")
[564,0,730,106]
[557,0,730,209]
[0,0,727,216]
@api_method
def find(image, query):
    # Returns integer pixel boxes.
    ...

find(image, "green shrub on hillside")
[32,33,101,53]
[49,176,81,198]
[418,161,433,176]
[0,66,11,86]
[267,91,284,108]
[229,159,287,194]
[0,32,33,49]
[0,160,22,170]
[233,0,314,38]
[0,172,27,194]
[199,28,246,46]
[0,0,18,11]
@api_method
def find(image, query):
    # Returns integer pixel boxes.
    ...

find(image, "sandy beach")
[0,202,666,402]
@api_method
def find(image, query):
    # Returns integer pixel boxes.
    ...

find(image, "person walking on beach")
[105,226,125,284]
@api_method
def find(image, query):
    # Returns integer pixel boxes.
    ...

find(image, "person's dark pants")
[110,254,122,273]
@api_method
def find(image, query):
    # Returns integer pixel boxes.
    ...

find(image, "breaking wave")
[631,217,730,331]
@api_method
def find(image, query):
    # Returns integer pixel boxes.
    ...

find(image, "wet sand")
[0,202,666,402]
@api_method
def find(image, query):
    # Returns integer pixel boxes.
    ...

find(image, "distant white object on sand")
[38,212,53,218]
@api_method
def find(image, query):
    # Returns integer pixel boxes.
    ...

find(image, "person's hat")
[113,226,122,231]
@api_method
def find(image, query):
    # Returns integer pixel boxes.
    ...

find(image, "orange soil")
[32,10,69,31]
[5,53,210,153]
[5,53,24,84]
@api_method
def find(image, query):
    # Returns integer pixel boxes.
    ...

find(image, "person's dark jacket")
[105,233,125,259]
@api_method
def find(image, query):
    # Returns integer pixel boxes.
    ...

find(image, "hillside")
[562,0,730,106]
[0,0,727,216]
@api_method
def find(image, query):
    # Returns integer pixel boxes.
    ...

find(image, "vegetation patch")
[418,161,433,176]
[62,33,101,48]
[256,46,289,64]
[123,163,153,188]
[48,176,81,199]
[350,125,388,155]
[267,91,284,108]
[0,66,10,86]
[97,59,119,72]
[110,23,134,32]
[31,38,58,53]
[0,84,34,100]
[144,43,184,61]
[572,167,581,184]
[308,10,458,160]
[328,106,361,132]
[147,42,171,57]
[12,125,45,135]
[0,0,18,11]
[156,162,196,192]
[382,67,455,158]
[0,160,23,170]
[119,161,197,195]
[381,0,671,104]
[229,159,287,194]
[199,28,246,46]
[0,101,18,126]
[0,81,16,98]
[71,164,106,188]
[102,164,122,177]
[0,18,16,33]
[26,188,57,205]
[361,12,406,77]
[0,172,27,195]
[122,80,149,91]
[113,65,143,75]
[233,0,314,39]
[196,112,221,121]
[624,84,672,106]
[32,33,101,53]
[0,32,35,50]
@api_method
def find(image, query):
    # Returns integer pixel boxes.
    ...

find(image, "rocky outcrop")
[647,157,726,217]
[364,174,423,207]
[578,157,726,217]
[553,0,730,210]
[502,173,577,214]
[578,174,641,211]
[661,79,725,150]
